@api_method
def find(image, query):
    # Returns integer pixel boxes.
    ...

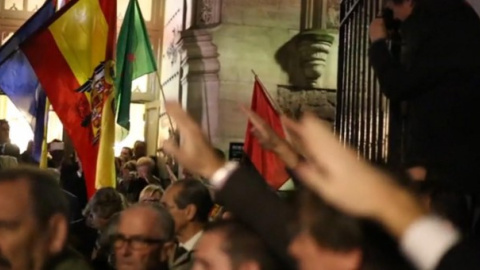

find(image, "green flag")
[115,0,157,134]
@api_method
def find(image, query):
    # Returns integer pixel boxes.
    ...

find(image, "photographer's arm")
[368,18,452,101]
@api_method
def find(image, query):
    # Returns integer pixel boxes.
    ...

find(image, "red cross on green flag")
[115,0,157,137]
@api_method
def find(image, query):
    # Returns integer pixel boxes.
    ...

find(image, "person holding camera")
[117,160,149,204]
[369,0,480,195]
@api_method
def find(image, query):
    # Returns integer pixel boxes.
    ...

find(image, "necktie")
[174,245,188,260]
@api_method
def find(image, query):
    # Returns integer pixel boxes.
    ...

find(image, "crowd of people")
[1,98,480,270]
[0,0,480,269]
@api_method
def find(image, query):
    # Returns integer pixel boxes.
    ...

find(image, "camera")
[129,171,138,179]
[381,8,402,60]
[382,8,401,32]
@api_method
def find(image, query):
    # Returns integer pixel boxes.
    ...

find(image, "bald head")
[120,204,175,241]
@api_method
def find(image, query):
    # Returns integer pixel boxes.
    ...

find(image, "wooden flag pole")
[201,77,212,142]
[154,71,175,133]
[39,98,50,169]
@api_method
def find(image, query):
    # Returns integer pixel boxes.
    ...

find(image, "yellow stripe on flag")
[96,90,116,188]
[48,0,108,85]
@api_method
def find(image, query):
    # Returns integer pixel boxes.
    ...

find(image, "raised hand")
[241,105,301,168]
[162,102,225,179]
[369,18,388,42]
[282,113,425,237]
[241,105,285,150]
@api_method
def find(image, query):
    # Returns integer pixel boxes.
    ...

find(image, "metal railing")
[336,0,401,165]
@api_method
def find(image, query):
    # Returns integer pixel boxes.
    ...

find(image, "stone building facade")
[159,0,340,153]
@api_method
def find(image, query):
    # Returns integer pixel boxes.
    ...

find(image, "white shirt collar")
[180,230,203,251]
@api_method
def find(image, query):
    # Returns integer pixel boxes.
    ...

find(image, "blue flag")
[0,0,56,161]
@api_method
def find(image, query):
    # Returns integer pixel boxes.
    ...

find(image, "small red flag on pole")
[244,75,289,189]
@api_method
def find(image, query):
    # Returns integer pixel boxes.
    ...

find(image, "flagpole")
[251,69,282,114]
[154,71,175,132]
[202,77,212,142]
[39,98,50,169]
[38,0,67,169]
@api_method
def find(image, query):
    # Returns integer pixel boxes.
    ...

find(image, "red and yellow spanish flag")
[21,0,117,197]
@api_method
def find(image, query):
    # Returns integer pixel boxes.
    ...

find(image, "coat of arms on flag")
[76,61,115,144]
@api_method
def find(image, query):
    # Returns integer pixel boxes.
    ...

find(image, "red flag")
[244,78,289,189]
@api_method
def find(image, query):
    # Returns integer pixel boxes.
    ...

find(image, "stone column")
[301,0,324,30]
[178,0,221,144]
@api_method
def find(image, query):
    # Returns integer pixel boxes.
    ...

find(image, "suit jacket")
[369,0,480,192]
[215,165,297,270]
[0,155,18,170]
[61,163,88,210]
[435,239,480,270]
[1,143,20,159]
[63,190,82,223]
[168,243,195,270]
[44,247,93,270]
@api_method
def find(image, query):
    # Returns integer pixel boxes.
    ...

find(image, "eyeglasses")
[112,233,167,250]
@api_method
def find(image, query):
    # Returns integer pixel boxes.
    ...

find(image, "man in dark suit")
[369,0,480,192]
[161,180,213,270]
[0,119,20,159]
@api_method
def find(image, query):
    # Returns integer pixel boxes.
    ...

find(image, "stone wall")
[211,0,302,150]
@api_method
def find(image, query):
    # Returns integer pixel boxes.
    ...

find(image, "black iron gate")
[336,0,403,165]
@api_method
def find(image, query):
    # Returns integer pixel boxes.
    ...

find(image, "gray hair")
[128,203,175,241]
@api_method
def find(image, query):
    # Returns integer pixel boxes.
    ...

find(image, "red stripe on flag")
[21,30,98,197]
[98,0,117,60]
[244,79,289,189]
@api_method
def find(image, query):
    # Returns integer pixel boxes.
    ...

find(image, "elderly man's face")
[114,207,170,270]
[161,185,189,234]
[0,180,53,270]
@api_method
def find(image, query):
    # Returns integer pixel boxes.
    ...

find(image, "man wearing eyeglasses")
[113,204,175,270]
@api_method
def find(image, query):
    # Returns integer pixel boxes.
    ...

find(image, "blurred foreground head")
[0,167,69,270]
[194,220,278,270]
[84,187,125,231]
[289,189,414,270]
